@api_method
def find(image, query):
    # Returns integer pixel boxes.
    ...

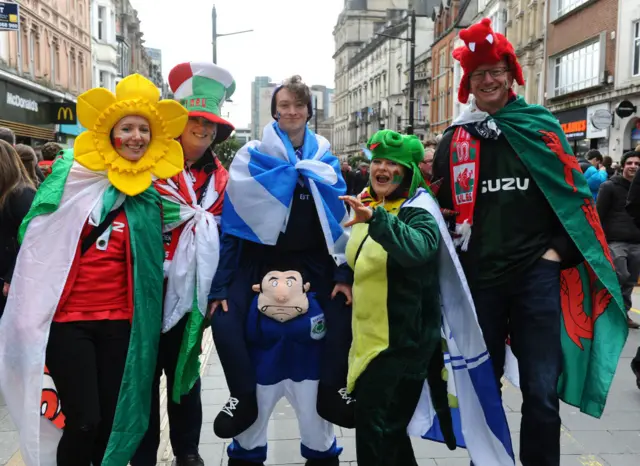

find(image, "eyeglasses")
[469,67,510,82]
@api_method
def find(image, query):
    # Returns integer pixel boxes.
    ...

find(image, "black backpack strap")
[81,206,124,255]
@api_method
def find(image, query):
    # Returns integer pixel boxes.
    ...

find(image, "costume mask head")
[252,271,311,323]
[367,130,426,197]
[74,74,188,196]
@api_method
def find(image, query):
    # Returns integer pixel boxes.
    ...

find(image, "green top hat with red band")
[168,62,236,144]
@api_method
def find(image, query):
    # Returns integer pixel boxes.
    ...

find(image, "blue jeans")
[472,258,562,466]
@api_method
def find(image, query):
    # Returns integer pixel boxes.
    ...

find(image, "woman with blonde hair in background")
[0,140,36,315]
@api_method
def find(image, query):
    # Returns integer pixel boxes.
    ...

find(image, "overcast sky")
[131,0,344,129]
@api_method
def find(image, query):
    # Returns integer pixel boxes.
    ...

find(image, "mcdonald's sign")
[49,103,77,124]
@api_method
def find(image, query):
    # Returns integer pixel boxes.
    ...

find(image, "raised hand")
[340,196,373,227]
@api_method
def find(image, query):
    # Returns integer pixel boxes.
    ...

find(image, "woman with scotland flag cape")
[208,76,353,465]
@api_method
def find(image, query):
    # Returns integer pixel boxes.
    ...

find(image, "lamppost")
[376,10,418,135]
[212,5,253,64]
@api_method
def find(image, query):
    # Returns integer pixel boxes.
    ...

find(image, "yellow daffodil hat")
[73,73,189,196]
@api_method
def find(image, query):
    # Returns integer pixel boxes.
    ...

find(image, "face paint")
[114,137,123,149]
[392,174,403,184]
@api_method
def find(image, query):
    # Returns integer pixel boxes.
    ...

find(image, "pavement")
[1,303,640,465]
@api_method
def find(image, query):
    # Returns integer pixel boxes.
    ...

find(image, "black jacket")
[352,170,369,196]
[627,169,640,228]
[433,127,582,285]
[597,175,640,243]
[0,187,36,283]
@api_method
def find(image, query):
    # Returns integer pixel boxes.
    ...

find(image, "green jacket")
[346,190,442,392]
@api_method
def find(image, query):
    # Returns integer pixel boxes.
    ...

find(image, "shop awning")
[0,119,55,141]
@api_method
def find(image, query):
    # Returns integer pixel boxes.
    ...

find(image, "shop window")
[553,40,600,97]
[557,0,589,18]
[633,21,640,77]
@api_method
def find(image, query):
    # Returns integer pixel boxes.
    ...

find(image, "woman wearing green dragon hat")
[340,130,454,465]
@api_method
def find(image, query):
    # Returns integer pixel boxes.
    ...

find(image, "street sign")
[616,100,637,119]
[0,2,19,32]
[590,109,612,130]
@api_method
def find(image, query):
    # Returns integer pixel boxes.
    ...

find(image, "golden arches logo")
[57,106,74,121]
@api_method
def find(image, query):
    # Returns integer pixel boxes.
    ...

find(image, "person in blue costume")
[208,75,354,449]
[226,271,342,465]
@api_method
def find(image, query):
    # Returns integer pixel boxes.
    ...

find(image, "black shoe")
[214,391,259,439]
[228,459,264,466]
[175,454,204,466]
[317,383,355,429]
[305,457,340,466]
[631,360,640,390]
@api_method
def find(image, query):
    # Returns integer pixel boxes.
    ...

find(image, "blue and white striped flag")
[222,122,349,265]
[407,192,515,466]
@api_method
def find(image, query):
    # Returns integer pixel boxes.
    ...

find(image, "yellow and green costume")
[346,130,452,465]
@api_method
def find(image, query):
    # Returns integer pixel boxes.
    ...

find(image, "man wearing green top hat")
[131,62,236,466]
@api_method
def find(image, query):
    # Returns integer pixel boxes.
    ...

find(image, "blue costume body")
[227,295,342,463]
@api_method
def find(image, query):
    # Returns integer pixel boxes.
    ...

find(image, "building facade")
[332,0,400,157]
[544,0,619,158]
[332,1,437,157]
[505,0,546,105]
[609,0,640,158]
[431,0,476,135]
[0,0,91,145]
[115,0,150,85]
[250,76,274,140]
[91,0,118,92]
[145,47,165,96]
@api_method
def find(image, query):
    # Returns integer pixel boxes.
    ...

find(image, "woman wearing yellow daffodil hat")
[0,74,188,466]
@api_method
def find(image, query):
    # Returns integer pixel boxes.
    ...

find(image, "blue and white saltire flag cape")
[223,122,349,264]
[407,192,515,466]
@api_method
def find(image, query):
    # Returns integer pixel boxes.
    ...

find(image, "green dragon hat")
[367,130,427,196]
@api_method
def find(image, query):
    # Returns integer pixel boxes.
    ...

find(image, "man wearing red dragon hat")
[432,18,627,466]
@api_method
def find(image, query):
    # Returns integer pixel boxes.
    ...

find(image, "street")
[1,304,640,466]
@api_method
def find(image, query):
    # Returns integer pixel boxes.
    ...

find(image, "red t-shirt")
[54,210,133,322]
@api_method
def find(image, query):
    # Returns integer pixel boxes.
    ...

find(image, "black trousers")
[354,357,424,466]
[131,315,203,465]
[46,320,131,466]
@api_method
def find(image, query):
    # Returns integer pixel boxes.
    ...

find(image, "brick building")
[430,0,476,136]
[544,0,619,157]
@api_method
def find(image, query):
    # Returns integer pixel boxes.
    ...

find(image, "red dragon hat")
[452,18,525,104]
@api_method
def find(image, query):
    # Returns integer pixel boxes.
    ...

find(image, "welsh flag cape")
[453,96,628,418]
[154,166,227,403]
[0,150,164,466]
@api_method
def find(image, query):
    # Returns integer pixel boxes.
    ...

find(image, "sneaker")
[628,316,640,329]
[214,391,258,439]
[317,383,355,429]
[174,454,204,466]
